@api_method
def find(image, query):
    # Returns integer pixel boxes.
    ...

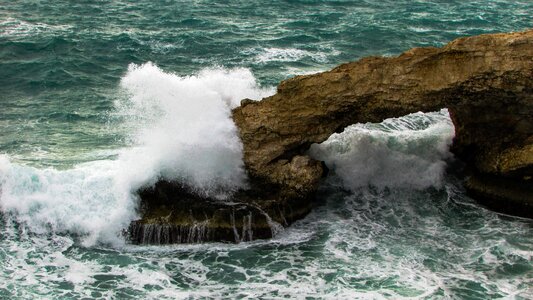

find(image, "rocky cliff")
[130,30,533,244]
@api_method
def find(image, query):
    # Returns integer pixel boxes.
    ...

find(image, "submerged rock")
[130,30,533,243]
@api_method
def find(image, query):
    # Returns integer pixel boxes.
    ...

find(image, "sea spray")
[310,109,455,191]
[115,63,273,198]
[0,65,273,246]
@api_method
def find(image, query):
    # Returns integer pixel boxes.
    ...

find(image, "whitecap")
[244,47,333,64]
[0,17,72,38]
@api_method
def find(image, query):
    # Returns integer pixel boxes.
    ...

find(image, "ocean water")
[1,0,532,298]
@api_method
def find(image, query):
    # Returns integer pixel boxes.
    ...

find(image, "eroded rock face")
[233,30,533,217]
[130,30,533,244]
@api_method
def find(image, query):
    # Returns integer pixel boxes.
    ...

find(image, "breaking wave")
[0,64,272,246]
[310,109,455,191]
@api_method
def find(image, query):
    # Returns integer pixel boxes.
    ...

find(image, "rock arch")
[232,30,533,217]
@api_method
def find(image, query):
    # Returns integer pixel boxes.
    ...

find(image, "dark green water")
[1,1,532,298]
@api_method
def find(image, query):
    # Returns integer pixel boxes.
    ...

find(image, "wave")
[0,64,455,247]
[0,17,72,39]
[115,63,272,197]
[0,157,135,246]
[0,64,273,246]
[243,47,335,64]
[310,109,455,191]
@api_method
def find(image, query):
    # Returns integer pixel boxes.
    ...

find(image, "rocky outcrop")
[129,30,533,244]
[128,179,315,244]
[233,30,533,218]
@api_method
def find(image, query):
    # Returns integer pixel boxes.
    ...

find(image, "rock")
[128,179,314,244]
[233,30,533,218]
[464,173,533,218]
[130,30,533,243]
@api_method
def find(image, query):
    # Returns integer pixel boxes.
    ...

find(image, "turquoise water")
[1,1,532,298]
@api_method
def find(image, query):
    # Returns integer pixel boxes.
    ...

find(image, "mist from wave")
[310,109,455,191]
[0,65,273,246]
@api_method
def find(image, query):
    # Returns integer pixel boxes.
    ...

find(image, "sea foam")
[310,109,455,191]
[245,47,332,64]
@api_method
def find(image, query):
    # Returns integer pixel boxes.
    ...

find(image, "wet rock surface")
[130,30,533,243]
[128,179,314,244]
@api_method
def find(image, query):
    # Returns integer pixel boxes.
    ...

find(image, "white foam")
[246,47,333,64]
[116,63,272,197]
[0,64,273,245]
[0,17,72,38]
[0,156,136,246]
[310,109,455,191]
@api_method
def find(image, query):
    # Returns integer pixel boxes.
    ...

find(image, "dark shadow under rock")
[127,179,317,244]
[465,172,533,219]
